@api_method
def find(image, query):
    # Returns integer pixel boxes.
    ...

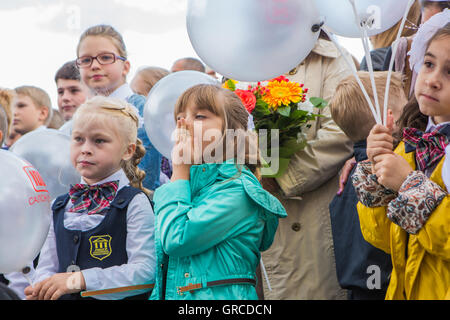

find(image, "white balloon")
[187,0,322,81]
[58,120,73,136]
[316,0,412,38]
[0,150,51,273]
[144,71,219,159]
[10,129,80,200]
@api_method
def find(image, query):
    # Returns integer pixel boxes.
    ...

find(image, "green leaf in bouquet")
[277,116,294,130]
[278,137,307,158]
[225,79,236,91]
[260,157,291,178]
[290,109,311,121]
[253,100,271,116]
[277,106,291,117]
[254,120,271,131]
[309,97,328,109]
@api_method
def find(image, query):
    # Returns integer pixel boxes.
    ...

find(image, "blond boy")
[328,71,407,300]
[330,71,407,142]
[12,86,53,136]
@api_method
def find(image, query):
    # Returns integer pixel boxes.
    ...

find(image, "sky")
[0,0,365,110]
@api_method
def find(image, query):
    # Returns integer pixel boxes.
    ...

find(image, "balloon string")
[363,28,382,121]
[383,0,415,125]
[58,168,65,189]
[322,28,381,124]
[260,257,271,291]
[348,0,382,123]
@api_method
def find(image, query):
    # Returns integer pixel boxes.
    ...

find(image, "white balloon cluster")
[182,0,414,125]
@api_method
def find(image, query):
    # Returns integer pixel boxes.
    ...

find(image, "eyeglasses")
[75,52,126,68]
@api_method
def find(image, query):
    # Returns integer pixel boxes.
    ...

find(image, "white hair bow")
[408,9,450,74]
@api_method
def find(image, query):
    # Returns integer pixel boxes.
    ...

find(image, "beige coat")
[261,38,354,300]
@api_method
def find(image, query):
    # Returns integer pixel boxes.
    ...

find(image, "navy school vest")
[52,185,152,300]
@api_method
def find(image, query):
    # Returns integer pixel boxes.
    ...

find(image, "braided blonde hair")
[72,96,150,196]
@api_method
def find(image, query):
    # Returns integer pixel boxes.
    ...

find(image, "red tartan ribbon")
[403,126,449,172]
[68,181,119,215]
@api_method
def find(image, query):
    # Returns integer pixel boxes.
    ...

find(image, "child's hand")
[367,111,395,172]
[27,272,86,300]
[171,118,193,181]
[373,153,413,192]
[337,157,356,195]
[24,285,37,300]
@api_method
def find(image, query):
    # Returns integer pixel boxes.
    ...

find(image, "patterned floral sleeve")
[387,171,447,234]
[352,160,397,207]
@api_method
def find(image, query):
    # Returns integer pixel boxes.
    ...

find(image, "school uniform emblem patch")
[89,235,112,261]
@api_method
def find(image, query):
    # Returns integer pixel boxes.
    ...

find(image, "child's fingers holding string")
[368,124,394,151]
[367,125,394,162]
[368,140,394,154]
[386,109,395,133]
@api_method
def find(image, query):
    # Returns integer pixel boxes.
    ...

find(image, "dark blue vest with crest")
[52,185,150,300]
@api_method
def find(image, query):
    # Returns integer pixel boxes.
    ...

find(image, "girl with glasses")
[75,24,162,192]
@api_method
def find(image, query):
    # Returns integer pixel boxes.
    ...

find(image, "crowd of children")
[0,0,449,300]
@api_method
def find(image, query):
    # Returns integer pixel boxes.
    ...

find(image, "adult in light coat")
[261,32,355,300]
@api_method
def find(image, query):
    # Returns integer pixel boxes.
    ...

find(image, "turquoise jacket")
[150,160,287,300]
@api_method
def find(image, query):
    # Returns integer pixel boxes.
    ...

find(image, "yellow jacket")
[357,142,450,300]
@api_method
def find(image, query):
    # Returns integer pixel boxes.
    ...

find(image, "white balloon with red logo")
[10,129,80,200]
[0,150,51,273]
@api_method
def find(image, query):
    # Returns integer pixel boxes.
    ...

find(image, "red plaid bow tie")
[403,126,449,172]
[68,181,119,215]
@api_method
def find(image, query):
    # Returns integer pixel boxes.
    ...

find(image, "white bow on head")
[408,8,450,74]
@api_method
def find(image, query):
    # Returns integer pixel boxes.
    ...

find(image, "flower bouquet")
[223,76,327,177]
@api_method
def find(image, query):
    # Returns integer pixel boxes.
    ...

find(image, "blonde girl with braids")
[150,84,286,300]
[76,24,162,191]
[25,96,156,300]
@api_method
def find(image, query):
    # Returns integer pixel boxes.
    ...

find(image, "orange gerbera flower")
[262,79,304,109]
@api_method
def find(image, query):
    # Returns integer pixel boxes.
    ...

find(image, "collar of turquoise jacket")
[189,159,245,194]
[189,159,287,219]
